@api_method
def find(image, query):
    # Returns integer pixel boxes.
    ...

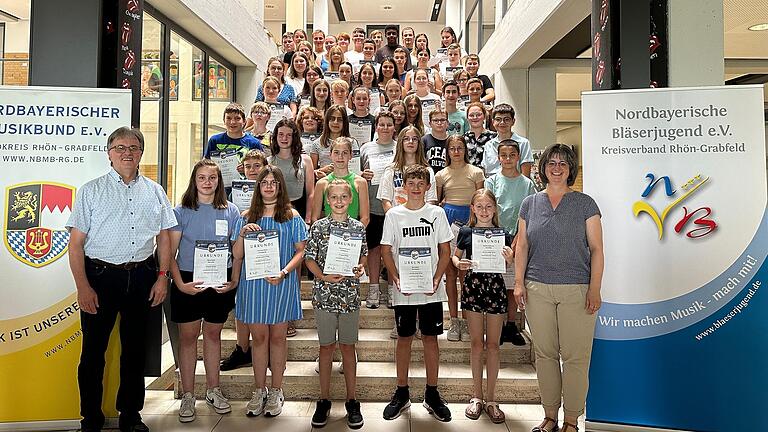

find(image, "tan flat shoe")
[464,397,484,420]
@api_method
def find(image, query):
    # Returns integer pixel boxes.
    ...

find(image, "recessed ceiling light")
[748,23,768,31]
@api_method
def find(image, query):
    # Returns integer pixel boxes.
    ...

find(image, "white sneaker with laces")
[390,326,399,339]
[366,284,380,308]
[246,387,267,417]
[264,387,285,417]
[446,317,461,341]
[460,319,471,341]
[178,392,196,423]
[206,387,231,414]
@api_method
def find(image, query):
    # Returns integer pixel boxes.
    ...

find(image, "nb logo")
[632,173,717,239]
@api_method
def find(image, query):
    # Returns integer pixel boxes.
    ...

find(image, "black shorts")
[393,301,444,337]
[170,269,235,324]
[366,213,385,248]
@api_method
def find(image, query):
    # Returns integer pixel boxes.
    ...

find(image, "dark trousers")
[78,257,156,430]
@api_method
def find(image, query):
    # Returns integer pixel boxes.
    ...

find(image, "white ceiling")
[0,0,28,21]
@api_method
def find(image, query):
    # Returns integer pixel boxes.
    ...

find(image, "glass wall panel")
[207,57,234,140]
[140,12,163,184]
[168,31,204,205]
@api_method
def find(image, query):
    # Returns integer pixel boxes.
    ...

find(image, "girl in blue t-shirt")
[451,189,515,424]
[169,159,241,423]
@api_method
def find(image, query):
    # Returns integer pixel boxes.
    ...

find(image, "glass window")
[168,31,204,205]
[140,12,163,185]
[207,57,234,141]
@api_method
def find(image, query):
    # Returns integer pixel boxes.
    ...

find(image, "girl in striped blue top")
[231,165,308,418]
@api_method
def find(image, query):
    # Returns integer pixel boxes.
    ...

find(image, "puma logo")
[419,217,437,229]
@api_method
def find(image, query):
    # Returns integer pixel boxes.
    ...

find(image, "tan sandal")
[286,321,297,337]
[561,422,578,432]
[485,401,505,424]
[464,397,484,420]
[532,417,559,432]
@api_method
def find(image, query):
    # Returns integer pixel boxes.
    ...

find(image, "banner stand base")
[0,418,118,431]
[586,421,693,432]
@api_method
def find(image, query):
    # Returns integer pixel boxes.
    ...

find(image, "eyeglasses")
[546,161,569,169]
[402,137,420,143]
[493,117,513,124]
[260,180,279,187]
[431,118,447,123]
[252,111,269,117]
[110,145,143,153]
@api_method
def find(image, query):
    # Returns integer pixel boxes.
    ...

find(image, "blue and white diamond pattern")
[6,230,70,266]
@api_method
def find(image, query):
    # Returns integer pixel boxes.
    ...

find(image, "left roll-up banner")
[0,87,132,430]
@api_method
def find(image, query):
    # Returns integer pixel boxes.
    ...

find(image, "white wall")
[4,20,30,53]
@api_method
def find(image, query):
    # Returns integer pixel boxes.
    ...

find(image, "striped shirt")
[232,214,308,324]
[66,169,177,264]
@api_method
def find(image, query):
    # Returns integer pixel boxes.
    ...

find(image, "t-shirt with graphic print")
[304,216,369,313]
[380,203,453,306]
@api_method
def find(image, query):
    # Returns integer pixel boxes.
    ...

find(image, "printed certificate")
[301,133,319,152]
[243,230,281,280]
[323,228,363,276]
[368,151,394,185]
[349,148,362,175]
[210,150,239,188]
[231,180,256,212]
[397,247,433,294]
[421,99,439,129]
[369,87,381,114]
[266,103,288,133]
[471,228,506,274]
[349,117,373,147]
[193,240,229,287]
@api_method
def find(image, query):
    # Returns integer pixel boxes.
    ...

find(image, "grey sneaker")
[264,388,285,417]
[366,284,380,309]
[206,387,231,414]
[446,317,461,342]
[178,392,196,423]
[246,387,267,417]
[460,319,470,341]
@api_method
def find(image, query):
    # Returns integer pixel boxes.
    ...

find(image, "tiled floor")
[103,390,585,432]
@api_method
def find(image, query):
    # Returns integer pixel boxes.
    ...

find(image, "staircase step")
[224,301,525,330]
[200,328,532,364]
[177,360,540,403]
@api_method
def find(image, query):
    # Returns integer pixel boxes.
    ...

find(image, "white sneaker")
[387,284,395,308]
[206,387,231,414]
[264,387,285,417]
[315,355,345,374]
[390,326,399,339]
[246,387,267,417]
[460,319,471,341]
[178,392,196,423]
[446,317,461,342]
[366,284,380,309]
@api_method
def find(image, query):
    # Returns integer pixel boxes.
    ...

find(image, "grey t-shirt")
[519,191,601,285]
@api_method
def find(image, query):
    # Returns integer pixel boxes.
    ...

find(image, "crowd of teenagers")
[171,24,603,432]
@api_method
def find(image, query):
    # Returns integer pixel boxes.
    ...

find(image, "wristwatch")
[158,270,171,280]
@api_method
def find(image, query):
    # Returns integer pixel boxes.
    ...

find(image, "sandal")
[464,397,484,420]
[286,321,297,337]
[561,422,578,432]
[532,417,559,432]
[485,401,506,424]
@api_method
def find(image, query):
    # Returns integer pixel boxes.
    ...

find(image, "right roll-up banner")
[582,85,767,432]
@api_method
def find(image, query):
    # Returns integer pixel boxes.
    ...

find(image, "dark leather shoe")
[119,420,149,432]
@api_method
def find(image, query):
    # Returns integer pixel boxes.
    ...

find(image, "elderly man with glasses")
[67,127,177,432]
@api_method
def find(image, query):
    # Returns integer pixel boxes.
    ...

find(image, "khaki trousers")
[525,280,597,418]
